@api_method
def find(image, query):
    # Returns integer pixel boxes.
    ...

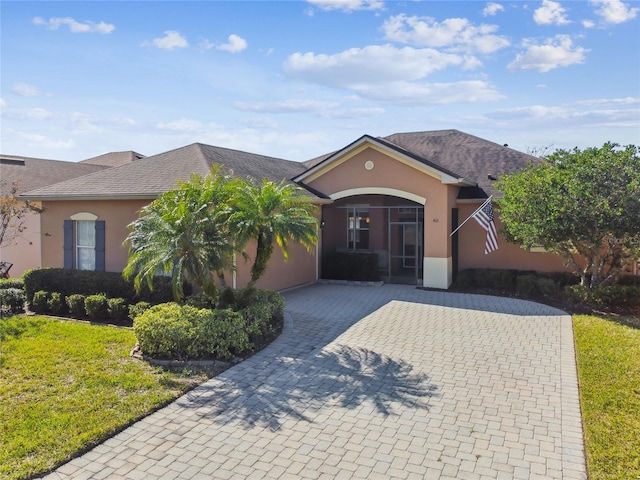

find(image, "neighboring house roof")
[303,129,540,198]
[21,143,309,201]
[80,151,145,167]
[0,154,108,196]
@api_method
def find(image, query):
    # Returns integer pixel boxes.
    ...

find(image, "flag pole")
[449,195,493,237]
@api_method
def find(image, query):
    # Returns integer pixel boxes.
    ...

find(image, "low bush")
[107,297,129,321]
[66,294,86,318]
[84,294,108,319]
[185,292,217,309]
[134,289,284,360]
[564,284,640,307]
[0,288,26,315]
[31,290,50,314]
[129,301,151,321]
[0,278,24,290]
[47,292,66,315]
[133,303,196,360]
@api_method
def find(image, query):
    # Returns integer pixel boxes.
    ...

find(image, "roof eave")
[19,193,160,202]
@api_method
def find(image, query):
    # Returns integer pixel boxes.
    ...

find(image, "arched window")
[63,213,105,271]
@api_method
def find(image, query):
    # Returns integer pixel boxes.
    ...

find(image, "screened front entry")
[321,196,424,284]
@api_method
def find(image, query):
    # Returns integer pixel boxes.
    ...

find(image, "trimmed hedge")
[456,268,580,294]
[23,268,183,306]
[134,304,250,360]
[134,288,284,360]
[564,284,640,307]
[0,278,24,290]
[0,288,26,315]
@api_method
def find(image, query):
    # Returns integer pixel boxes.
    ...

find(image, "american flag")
[473,200,499,254]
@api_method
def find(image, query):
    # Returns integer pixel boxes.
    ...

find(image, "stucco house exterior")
[18,129,569,290]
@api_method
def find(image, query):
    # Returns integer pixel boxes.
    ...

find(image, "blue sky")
[1,0,639,162]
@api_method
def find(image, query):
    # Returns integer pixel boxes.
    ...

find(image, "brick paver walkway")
[40,284,587,479]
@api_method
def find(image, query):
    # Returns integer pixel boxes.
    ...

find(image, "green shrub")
[515,275,538,296]
[133,303,195,359]
[190,308,250,359]
[47,292,66,315]
[84,294,108,319]
[129,301,151,321]
[107,297,129,321]
[0,288,26,315]
[134,303,253,360]
[66,294,86,317]
[185,292,217,309]
[22,268,184,305]
[0,278,24,290]
[455,269,476,289]
[564,285,640,307]
[31,290,50,314]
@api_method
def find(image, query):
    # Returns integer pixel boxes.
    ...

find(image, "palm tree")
[228,178,319,287]
[123,167,237,301]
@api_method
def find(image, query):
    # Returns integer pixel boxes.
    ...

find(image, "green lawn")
[0,315,214,480]
[573,314,640,480]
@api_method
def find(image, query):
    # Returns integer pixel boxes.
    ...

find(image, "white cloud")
[353,80,504,105]
[0,98,5,109]
[151,31,188,50]
[156,118,208,132]
[6,129,75,149]
[590,0,639,23]
[217,34,248,53]
[582,19,596,28]
[306,0,384,12]
[234,99,384,119]
[508,35,589,72]
[573,96,640,106]
[285,45,480,89]
[234,99,340,113]
[382,14,510,54]
[32,16,114,34]
[533,0,570,25]
[11,83,49,97]
[483,3,505,17]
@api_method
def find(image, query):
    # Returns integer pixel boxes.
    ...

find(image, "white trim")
[70,212,98,221]
[422,256,452,289]
[331,187,425,205]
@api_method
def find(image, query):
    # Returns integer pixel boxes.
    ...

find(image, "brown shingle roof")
[21,143,308,200]
[380,130,540,197]
[80,151,145,167]
[0,154,108,196]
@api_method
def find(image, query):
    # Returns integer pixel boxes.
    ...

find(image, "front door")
[389,210,423,284]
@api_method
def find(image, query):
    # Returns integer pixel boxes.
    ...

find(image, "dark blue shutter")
[63,220,73,269]
[95,220,105,271]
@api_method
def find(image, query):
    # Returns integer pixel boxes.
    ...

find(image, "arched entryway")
[320,195,424,284]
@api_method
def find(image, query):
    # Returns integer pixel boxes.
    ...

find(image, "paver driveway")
[41,284,587,480]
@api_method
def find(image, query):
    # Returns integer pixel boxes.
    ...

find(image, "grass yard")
[573,314,640,480]
[0,315,216,480]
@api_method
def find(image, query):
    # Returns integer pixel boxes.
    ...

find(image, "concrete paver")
[39,284,587,479]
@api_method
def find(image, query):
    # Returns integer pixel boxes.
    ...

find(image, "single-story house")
[18,129,571,290]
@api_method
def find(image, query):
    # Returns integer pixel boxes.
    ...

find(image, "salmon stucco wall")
[456,202,569,272]
[234,239,318,291]
[39,199,150,272]
[0,206,41,277]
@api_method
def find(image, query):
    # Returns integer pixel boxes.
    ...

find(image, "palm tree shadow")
[183,344,438,431]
